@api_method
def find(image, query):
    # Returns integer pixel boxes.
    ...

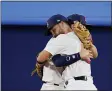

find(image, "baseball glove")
[73,21,93,49]
[31,63,43,79]
[31,58,51,79]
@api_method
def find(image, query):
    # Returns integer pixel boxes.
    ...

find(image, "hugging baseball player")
[51,14,98,90]
[31,14,98,90]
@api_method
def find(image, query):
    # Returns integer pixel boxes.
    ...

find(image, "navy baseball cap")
[67,14,86,25]
[45,14,68,36]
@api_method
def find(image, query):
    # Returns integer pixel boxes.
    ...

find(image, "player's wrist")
[36,60,46,68]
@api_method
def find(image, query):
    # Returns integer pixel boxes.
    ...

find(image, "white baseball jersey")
[44,32,91,82]
[42,38,64,84]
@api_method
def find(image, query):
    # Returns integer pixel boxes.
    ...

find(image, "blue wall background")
[1,1,112,91]
[1,1,111,26]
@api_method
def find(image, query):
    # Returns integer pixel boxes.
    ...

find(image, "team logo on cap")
[57,19,60,22]
[73,21,77,24]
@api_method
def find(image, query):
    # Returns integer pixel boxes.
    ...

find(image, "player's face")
[50,21,70,37]
[57,21,72,34]
[50,24,62,37]
[58,21,70,32]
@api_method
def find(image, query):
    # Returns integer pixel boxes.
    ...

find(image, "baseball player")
[37,15,68,90]
[35,14,95,90]
[51,14,98,90]
[51,14,98,67]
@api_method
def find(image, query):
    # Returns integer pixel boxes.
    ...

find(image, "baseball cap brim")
[44,27,52,36]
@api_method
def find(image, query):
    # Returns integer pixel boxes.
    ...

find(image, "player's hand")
[89,44,98,58]
[79,44,93,64]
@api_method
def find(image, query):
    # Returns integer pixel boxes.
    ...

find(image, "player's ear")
[61,21,64,24]
[60,21,65,26]
[58,21,64,28]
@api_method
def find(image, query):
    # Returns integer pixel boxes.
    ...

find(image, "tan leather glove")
[73,21,93,49]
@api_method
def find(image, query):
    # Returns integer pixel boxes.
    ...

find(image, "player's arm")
[31,50,52,78]
[36,50,52,70]
[36,37,64,66]
[52,44,93,67]
[52,53,80,67]
[86,34,98,59]
[90,44,98,59]
[37,50,52,63]
[35,50,52,78]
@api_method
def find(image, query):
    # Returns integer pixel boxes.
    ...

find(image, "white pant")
[65,76,97,90]
[41,82,65,90]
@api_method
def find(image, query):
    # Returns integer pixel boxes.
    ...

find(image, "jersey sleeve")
[44,35,66,55]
